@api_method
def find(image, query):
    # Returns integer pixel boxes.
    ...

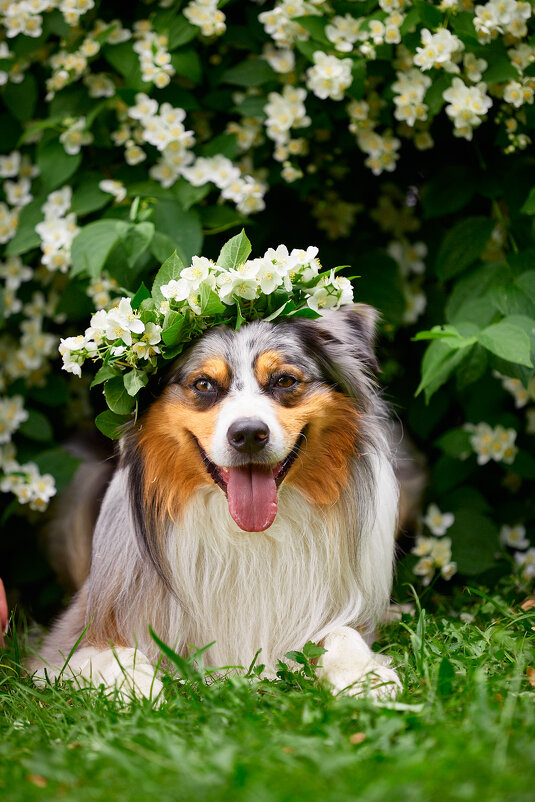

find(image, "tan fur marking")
[254,350,305,388]
[278,389,360,505]
[185,358,230,390]
[137,389,215,522]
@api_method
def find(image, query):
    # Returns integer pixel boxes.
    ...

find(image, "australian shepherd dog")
[30,304,402,700]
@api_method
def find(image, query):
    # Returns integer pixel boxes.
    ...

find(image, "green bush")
[0,0,534,613]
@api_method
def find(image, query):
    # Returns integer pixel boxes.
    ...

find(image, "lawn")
[1,586,534,802]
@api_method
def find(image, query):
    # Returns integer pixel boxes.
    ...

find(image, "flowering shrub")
[1,0,534,607]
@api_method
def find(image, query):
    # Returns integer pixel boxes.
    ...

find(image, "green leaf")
[37,138,82,192]
[222,58,276,87]
[34,448,82,492]
[71,176,110,216]
[437,657,455,697]
[5,196,44,256]
[174,179,211,211]
[516,270,535,303]
[95,410,130,440]
[202,133,239,160]
[123,369,149,397]
[414,0,443,27]
[90,364,121,388]
[434,427,472,460]
[116,221,155,267]
[166,16,197,49]
[18,410,53,443]
[478,317,534,367]
[416,339,472,402]
[293,16,329,44]
[28,375,69,407]
[448,509,499,575]
[422,166,477,219]
[521,187,535,215]
[71,220,121,279]
[131,282,151,310]
[171,49,202,84]
[217,229,252,272]
[152,251,186,304]
[152,200,203,264]
[104,376,136,415]
[434,217,495,281]
[354,250,405,326]
[2,73,37,122]
[200,284,226,315]
[162,311,186,346]
[102,42,146,91]
[151,231,178,263]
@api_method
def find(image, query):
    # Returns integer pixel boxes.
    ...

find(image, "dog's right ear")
[320,303,380,374]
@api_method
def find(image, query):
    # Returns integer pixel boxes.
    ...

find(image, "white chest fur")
[164,484,366,670]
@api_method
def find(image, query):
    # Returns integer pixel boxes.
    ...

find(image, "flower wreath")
[59,231,355,438]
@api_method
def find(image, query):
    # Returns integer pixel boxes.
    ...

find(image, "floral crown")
[59,231,355,438]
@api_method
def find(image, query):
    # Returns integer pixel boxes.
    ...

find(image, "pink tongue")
[227,465,278,532]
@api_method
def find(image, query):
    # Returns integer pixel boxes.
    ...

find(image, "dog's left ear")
[313,303,380,374]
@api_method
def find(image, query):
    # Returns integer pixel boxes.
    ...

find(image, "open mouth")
[195,429,307,533]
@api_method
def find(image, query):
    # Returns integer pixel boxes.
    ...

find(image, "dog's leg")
[318,626,401,699]
[33,646,164,705]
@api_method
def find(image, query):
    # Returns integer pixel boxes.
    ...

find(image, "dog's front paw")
[319,626,401,700]
[77,647,164,705]
[36,646,164,705]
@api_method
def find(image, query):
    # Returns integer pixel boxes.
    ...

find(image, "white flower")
[263,45,295,73]
[306,51,353,101]
[181,256,215,289]
[413,556,435,586]
[307,286,340,313]
[161,279,191,302]
[500,524,530,549]
[414,28,464,73]
[4,178,32,207]
[514,547,535,580]
[430,536,453,567]
[59,335,87,377]
[423,504,455,536]
[42,187,72,220]
[442,78,492,140]
[0,256,32,290]
[466,422,518,465]
[59,117,93,155]
[0,151,21,178]
[504,79,534,108]
[104,298,145,346]
[441,561,457,581]
[184,0,226,37]
[99,180,127,203]
[412,536,434,556]
[0,396,29,444]
[132,322,162,360]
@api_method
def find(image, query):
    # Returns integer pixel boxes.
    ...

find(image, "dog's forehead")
[175,320,317,381]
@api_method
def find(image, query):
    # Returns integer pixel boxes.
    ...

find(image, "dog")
[29,303,402,701]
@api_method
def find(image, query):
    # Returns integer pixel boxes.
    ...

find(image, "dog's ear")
[310,303,380,373]
[292,303,381,404]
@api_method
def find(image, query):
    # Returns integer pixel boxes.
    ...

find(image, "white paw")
[319,626,401,700]
[34,646,164,706]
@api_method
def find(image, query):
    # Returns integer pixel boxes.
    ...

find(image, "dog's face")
[130,304,379,533]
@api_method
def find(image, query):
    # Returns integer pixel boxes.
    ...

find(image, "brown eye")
[193,378,215,393]
[275,374,297,389]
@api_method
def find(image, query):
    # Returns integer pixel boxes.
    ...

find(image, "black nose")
[227,418,270,454]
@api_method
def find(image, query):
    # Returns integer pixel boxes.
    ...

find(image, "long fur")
[31,305,400,678]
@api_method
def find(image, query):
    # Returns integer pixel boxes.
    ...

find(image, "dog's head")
[124,303,382,542]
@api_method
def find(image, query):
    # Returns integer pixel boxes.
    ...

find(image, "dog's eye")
[193,378,215,393]
[275,374,297,389]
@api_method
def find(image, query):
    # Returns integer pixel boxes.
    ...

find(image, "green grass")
[1,587,534,802]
